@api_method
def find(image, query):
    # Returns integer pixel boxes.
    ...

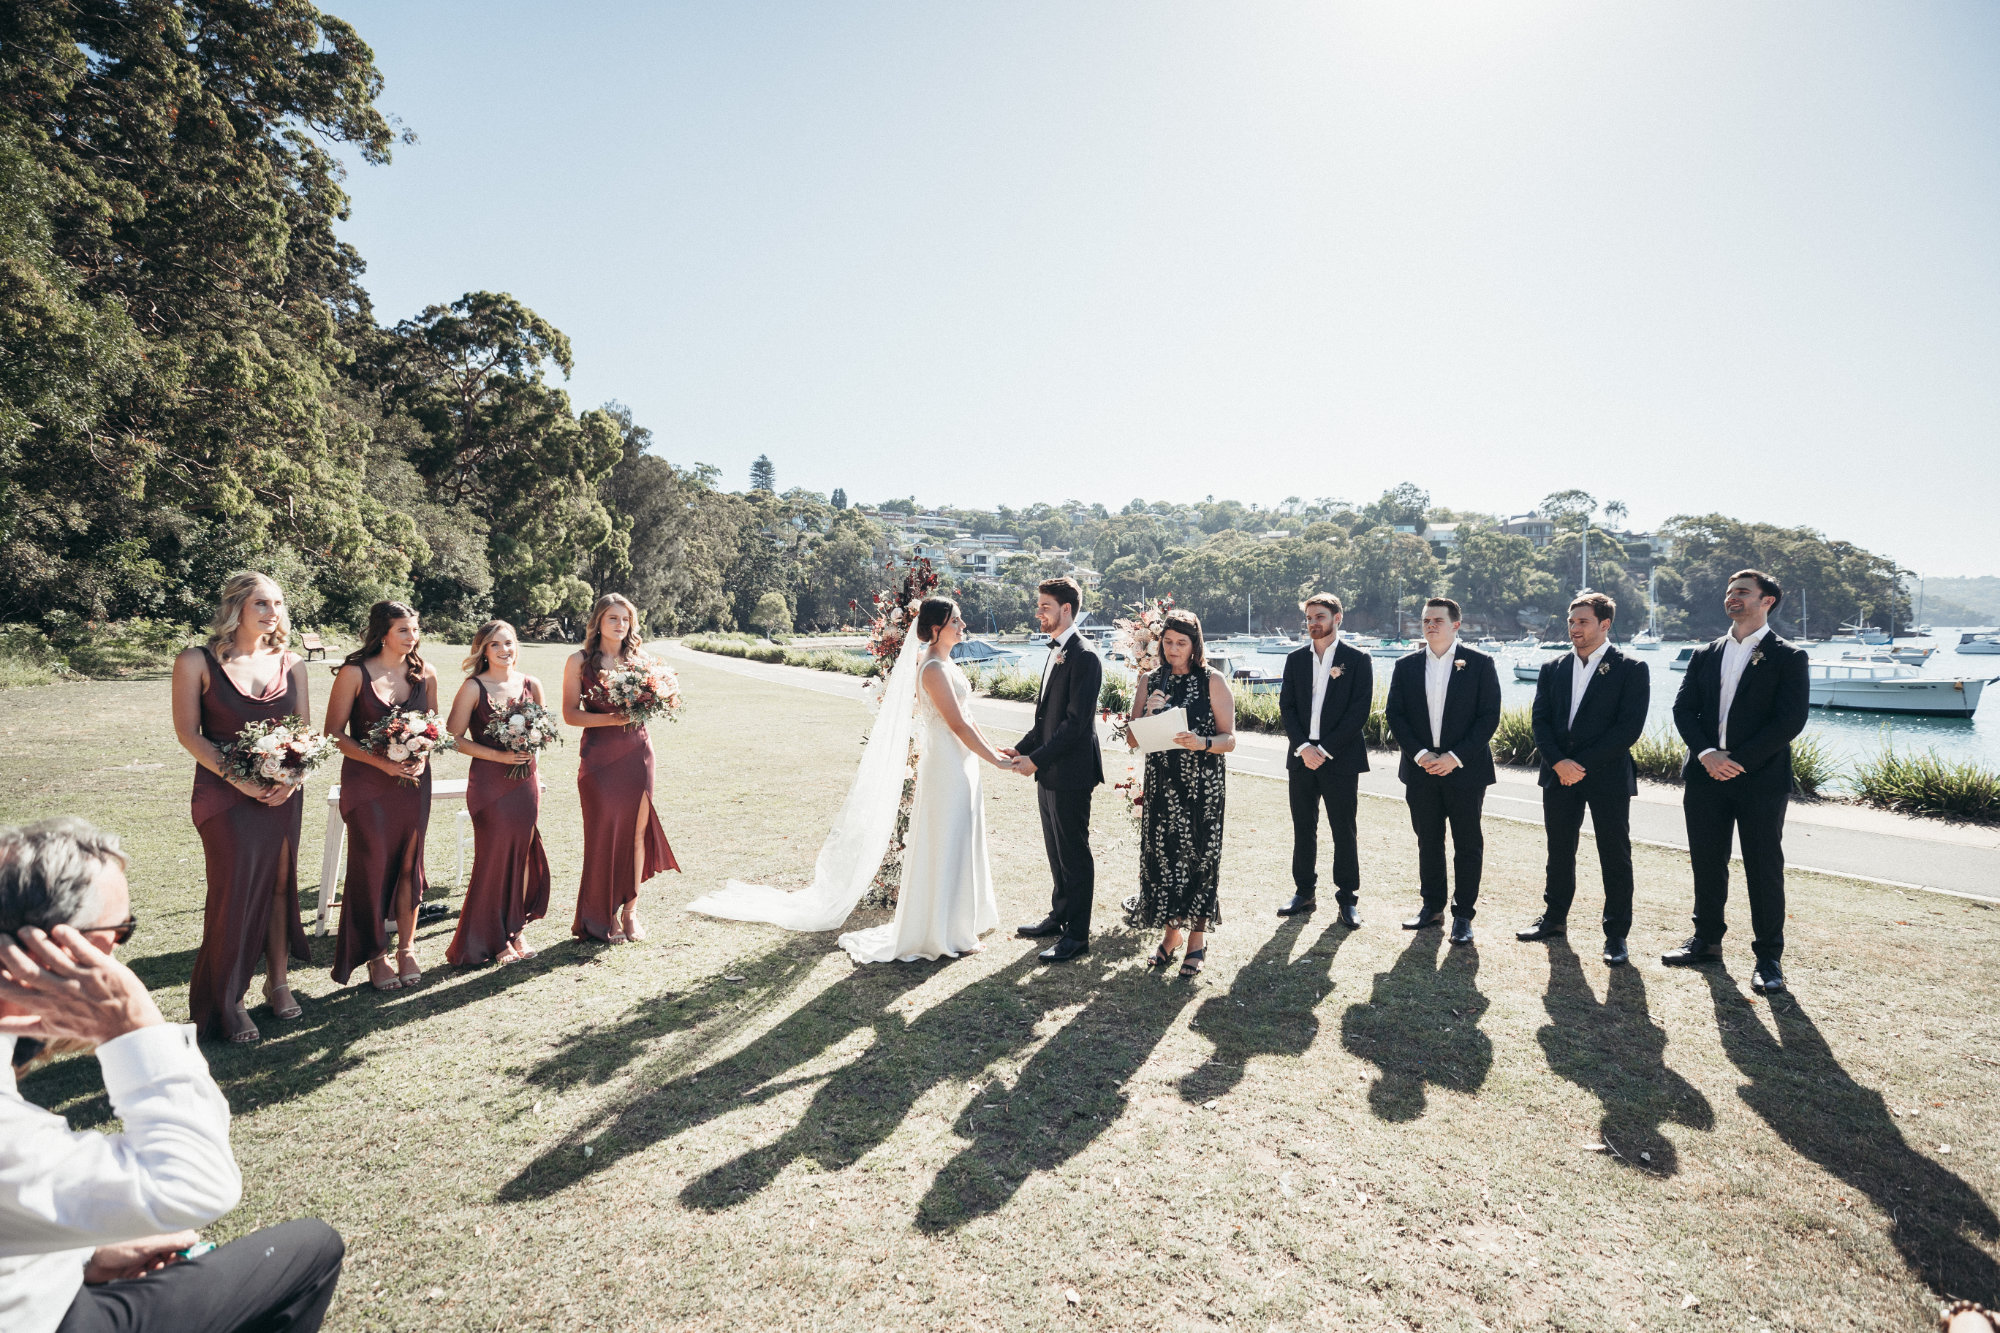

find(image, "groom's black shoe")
[1402,906,1443,931]
[1337,903,1362,930]
[1038,938,1090,963]
[1275,894,1316,917]
[1017,916,1062,939]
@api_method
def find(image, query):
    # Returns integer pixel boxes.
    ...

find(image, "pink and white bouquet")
[1111,595,1177,678]
[483,697,563,779]
[595,657,684,727]
[364,707,456,785]
[219,716,338,792]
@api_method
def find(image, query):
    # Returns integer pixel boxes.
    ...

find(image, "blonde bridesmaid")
[445,620,551,965]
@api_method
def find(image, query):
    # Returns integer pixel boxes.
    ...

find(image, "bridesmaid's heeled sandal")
[604,931,628,944]
[621,914,647,942]
[262,984,302,1020]
[1148,944,1177,969]
[227,1006,261,1044]
[367,962,401,992]
[1179,947,1207,978]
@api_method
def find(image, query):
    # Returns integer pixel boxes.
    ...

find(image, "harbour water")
[984,629,2000,773]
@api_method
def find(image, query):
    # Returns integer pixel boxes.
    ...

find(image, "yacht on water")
[1629,630,1662,650]
[1669,646,1697,672]
[1256,634,1302,655]
[1809,660,1992,717]
[1957,631,2000,656]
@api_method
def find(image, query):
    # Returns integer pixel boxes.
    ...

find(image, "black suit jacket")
[1385,644,1502,788]
[1277,638,1374,775]
[1016,633,1105,791]
[1671,629,1809,791]
[1530,646,1650,796]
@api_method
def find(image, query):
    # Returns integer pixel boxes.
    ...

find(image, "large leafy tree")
[0,0,422,624]
[1449,525,1557,630]
[363,292,623,631]
[591,404,748,634]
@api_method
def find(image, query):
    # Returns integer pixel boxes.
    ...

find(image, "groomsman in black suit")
[1385,598,1502,944]
[1664,569,1810,993]
[1005,576,1105,962]
[1275,593,1374,928]
[1516,593,1651,965]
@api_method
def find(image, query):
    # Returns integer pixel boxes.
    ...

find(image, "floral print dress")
[1122,666,1225,930]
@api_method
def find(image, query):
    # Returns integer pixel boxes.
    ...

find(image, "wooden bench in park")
[299,631,327,661]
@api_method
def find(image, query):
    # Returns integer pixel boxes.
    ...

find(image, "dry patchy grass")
[0,647,1995,1330]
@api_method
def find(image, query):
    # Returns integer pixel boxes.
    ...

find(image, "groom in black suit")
[1275,593,1373,927]
[1664,569,1810,993]
[1516,592,1650,965]
[1385,598,1502,945]
[1005,576,1105,961]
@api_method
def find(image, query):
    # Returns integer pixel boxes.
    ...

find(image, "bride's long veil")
[685,630,921,932]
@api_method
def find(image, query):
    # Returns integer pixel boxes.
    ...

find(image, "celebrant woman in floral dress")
[1123,609,1235,977]
[171,572,314,1043]
[564,593,676,943]
[325,601,439,991]
[444,619,551,966]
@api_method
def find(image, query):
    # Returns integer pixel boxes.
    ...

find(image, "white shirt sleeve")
[0,1024,241,1258]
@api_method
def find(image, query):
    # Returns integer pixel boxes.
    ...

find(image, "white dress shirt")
[1038,626,1078,701]
[1420,640,1459,762]
[1303,636,1336,748]
[1704,624,1771,756]
[1569,641,1610,727]
[0,1025,242,1333]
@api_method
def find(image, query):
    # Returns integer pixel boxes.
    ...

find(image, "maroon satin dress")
[331,676,433,984]
[446,686,552,964]
[187,648,312,1041]
[573,673,677,940]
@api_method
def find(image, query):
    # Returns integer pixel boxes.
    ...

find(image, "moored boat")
[1808,662,1991,717]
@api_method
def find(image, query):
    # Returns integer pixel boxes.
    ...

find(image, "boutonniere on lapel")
[1453,658,1466,672]
[1050,647,1067,668]
[1327,663,1344,680]
[1597,661,1611,677]
[1750,649,1765,667]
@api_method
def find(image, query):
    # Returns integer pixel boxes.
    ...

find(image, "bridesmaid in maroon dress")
[171,572,314,1044]
[444,620,551,965]
[564,593,677,942]
[325,601,439,991]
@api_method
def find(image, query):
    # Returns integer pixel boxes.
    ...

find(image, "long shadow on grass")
[1177,916,1348,1104]
[1705,973,1999,1303]
[497,941,1057,1203]
[1536,942,1711,1174]
[22,937,559,1126]
[1338,930,1491,1122]
[914,935,1191,1233]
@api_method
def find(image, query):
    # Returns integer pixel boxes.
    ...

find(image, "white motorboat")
[1371,639,1417,658]
[1513,661,1544,683]
[1833,621,1891,646]
[1808,661,1991,717]
[1256,634,1301,655]
[950,639,1022,668]
[1669,646,1697,672]
[1843,646,1933,666]
[1475,637,1506,653]
[1957,631,2000,656]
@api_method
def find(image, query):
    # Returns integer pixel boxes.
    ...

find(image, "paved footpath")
[664,644,2000,905]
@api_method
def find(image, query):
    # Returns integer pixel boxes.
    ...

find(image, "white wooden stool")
[315,779,472,936]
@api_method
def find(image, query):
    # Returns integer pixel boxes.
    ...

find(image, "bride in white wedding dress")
[687,596,1010,964]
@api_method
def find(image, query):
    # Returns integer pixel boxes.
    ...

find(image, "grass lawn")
[2,645,1996,1331]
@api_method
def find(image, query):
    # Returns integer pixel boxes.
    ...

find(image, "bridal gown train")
[837,659,999,963]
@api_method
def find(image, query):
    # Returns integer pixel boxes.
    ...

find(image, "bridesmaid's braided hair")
[580,593,643,693]
[342,601,426,700]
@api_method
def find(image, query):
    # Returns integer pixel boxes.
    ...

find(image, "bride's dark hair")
[914,597,959,644]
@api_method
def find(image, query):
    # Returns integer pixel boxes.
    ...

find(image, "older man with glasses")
[0,817,344,1333]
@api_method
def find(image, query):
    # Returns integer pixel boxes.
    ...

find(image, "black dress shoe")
[1276,895,1317,917]
[1603,938,1629,966]
[1039,937,1090,962]
[1515,914,1566,942]
[1337,902,1362,930]
[1661,935,1722,967]
[1750,959,1787,993]
[1449,916,1474,945]
[1402,907,1443,931]
[1016,916,1062,939]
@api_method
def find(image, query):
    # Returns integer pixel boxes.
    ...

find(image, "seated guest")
[0,817,344,1333]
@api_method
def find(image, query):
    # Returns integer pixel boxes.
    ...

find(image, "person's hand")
[1300,746,1325,771]
[84,1232,200,1284]
[1012,754,1038,777]
[1424,752,1461,777]
[997,747,1019,759]
[1553,759,1586,786]
[401,757,425,780]
[1172,731,1204,751]
[1701,750,1745,781]
[0,925,164,1043]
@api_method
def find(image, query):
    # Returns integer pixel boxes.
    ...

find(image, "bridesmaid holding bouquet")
[171,572,315,1043]
[444,620,552,965]
[564,593,677,942]
[325,601,439,991]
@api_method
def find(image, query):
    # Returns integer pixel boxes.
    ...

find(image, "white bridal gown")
[837,658,998,963]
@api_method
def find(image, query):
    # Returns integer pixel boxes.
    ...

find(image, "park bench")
[299,631,326,661]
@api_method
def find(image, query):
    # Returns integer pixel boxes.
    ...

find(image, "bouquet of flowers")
[1111,594,1177,678]
[858,557,942,713]
[595,657,684,727]
[364,708,457,786]
[218,716,338,792]
[483,697,563,779]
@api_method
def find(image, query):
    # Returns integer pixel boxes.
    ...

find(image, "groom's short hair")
[1037,577,1082,615]
[1300,593,1343,616]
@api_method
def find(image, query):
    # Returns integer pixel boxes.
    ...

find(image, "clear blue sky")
[328,1,2000,576]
